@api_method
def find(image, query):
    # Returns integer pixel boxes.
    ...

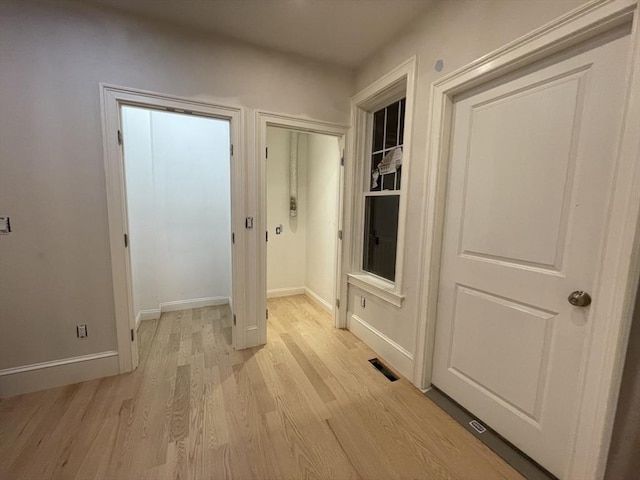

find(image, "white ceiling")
[85,0,434,67]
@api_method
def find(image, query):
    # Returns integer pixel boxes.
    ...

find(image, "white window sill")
[347,273,405,308]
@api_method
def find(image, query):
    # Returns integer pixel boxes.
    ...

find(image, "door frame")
[256,111,349,342]
[100,84,246,373]
[413,1,640,478]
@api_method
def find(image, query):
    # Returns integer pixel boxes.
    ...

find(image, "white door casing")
[431,22,632,478]
[101,85,246,371]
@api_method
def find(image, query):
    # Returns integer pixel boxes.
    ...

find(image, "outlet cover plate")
[77,324,88,339]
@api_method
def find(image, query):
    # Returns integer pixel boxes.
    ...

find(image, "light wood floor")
[0,295,523,479]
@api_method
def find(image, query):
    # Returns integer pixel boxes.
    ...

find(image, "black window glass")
[382,172,396,191]
[363,195,400,281]
[385,101,399,149]
[372,109,385,152]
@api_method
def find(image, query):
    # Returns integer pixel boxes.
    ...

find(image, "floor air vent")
[368,358,399,382]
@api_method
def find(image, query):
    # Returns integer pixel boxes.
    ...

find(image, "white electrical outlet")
[77,324,88,339]
[0,216,10,235]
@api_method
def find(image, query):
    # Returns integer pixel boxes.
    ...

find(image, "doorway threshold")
[424,387,557,480]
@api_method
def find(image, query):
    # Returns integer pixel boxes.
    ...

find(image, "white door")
[334,136,346,327]
[432,26,631,477]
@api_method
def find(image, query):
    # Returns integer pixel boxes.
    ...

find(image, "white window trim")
[346,57,416,308]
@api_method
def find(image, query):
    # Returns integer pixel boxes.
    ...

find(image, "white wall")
[122,106,231,318]
[347,0,589,378]
[266,127,308,294]
[305,134,340,307]
[0,0,353,377]
[266,127,340,309]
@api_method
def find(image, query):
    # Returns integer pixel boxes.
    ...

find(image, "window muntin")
[369,98,405,193]
[362,98,405,282]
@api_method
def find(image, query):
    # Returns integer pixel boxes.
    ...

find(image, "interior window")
[362,98,405,281]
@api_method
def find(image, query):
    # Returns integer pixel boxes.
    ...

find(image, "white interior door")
[432,26,631,477]
[334,135,346,327]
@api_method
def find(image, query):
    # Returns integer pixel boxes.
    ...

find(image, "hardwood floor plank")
[103,397,136,478]
[273,393,359,479]
[0,389,48,453]
[271,350,333,422]
[73,416,119,480]
[331,385,460,479]
[170,364,191,442]
[2,383,82,478]
[205,443,233,480]
[325,411,396,479]
[232,360,283,479]
[48,377,120,480]
[241,349,276,414]
[0,300,523,480]
[172,438,189,480]
[192,331,204,356]
[22,380,102,479]
[283,327,334,380]
[0,388,61,475]
[137,317,160,365]
[189,354,205,480]
[204,369,229,449]
[384,382,523,480]
[142,322,179,469]
[217,364,255,480]
[280,333,336,404]
[262,410,299,479]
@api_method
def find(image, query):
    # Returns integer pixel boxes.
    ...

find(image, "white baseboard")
[139,308,161,321]
[0,351,119,398]
[267,287,305,298]
[136,309,161,330]
[135,297,228,331]
[160,296,229,312]
[304,287,334,314]
[348,314,413,380]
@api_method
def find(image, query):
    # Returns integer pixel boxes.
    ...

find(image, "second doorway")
[266,126,342,321]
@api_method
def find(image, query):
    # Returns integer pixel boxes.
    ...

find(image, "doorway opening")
[102,86,244,371]
[265,126,342,328]
[120,105,235,361]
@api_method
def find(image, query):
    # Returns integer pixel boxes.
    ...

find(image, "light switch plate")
[0,216,10,234]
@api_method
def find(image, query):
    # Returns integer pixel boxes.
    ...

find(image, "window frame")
[362,97,405,282]
[346,57,416,307]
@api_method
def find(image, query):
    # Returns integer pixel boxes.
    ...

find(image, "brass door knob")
[568,291,592,307]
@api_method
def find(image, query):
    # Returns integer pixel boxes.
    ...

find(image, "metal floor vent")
[368,358,399,382]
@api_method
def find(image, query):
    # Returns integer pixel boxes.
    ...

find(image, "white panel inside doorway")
[122,106,232,319]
